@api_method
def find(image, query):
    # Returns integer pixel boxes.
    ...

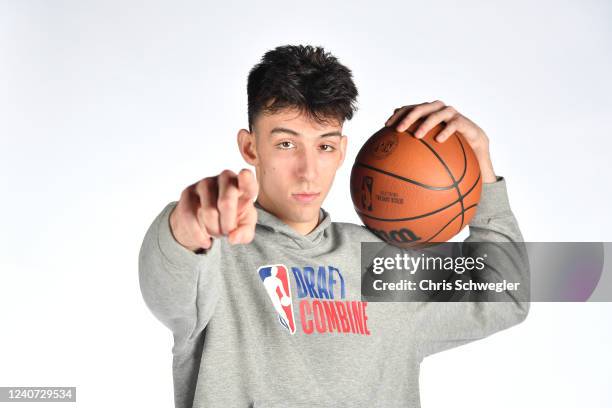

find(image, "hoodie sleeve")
[415,176,530,359]
[138,201,221,355]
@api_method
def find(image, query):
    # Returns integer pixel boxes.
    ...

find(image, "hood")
[254,200,332,250]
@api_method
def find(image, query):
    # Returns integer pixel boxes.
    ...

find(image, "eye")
[276,141,295,149]
[320,144,336,152]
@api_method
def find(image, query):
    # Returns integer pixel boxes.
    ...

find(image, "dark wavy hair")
[247,44,358,131]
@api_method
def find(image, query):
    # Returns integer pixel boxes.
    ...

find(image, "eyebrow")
[269,127,342,138]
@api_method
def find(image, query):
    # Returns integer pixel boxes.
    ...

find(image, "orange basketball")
[350,119,482,248]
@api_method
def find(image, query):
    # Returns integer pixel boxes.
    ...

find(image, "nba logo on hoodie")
[258,265,296,334]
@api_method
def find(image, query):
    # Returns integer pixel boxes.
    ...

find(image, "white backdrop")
[1,0,611,407]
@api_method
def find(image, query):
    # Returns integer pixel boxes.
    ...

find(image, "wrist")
[474,150,497,183]
[473,140,490,159]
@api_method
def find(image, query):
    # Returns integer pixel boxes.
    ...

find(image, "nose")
[295,147,318,182]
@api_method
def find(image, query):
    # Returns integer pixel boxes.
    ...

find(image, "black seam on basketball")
[355,172,481,222]
[454,136,470,231]
[419,138,465,233]
[395,132,469,184]
[455,136,468,185]
[354,162,456,191]
[423,203,478,243]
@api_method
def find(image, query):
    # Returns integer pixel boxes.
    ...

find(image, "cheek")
[263,155,296,175]
[320,155,340,177]
[259,153,279,174]
[260,159,293,188]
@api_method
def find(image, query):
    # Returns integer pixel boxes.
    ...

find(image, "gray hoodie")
[138,176,529,408]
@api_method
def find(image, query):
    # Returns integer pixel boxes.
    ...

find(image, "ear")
[337,135,348,168]
[237,128,258,165]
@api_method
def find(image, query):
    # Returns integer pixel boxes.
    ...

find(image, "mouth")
[291,192,321,203]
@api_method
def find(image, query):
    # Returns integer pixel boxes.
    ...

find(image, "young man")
[139,44,529,408]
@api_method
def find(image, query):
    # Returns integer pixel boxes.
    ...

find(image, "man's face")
[239,107,347,229]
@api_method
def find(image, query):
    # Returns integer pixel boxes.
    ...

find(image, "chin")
[286,202,321,222]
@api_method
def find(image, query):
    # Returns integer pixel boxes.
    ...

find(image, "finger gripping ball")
[350,119,482,248]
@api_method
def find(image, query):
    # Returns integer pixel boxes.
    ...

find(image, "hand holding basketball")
[385,101,496,183]
[385,100,488,147]
[169,169,259,252]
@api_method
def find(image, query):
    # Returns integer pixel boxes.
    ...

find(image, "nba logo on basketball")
[258,265,296,334]
[361,176,373,211]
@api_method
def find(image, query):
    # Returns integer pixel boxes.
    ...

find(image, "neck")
[284,216,320,236]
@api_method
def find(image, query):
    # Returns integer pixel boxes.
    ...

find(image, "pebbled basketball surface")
[350,119,482,248]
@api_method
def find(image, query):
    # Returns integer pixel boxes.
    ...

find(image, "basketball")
[350,118,482,248]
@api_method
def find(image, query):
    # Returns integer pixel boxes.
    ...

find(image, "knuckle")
[199,176,212,186]
[428,111,442,120]
[195,178,209,195]
[219,169,235,179]
[179,187,191,201]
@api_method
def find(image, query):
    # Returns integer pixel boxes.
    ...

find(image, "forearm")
[138,202,221,354]
[414,176,530,358]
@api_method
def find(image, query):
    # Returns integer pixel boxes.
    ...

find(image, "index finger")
[237,168,258,201]
[385,105,415,127]
[396,100,446,132]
